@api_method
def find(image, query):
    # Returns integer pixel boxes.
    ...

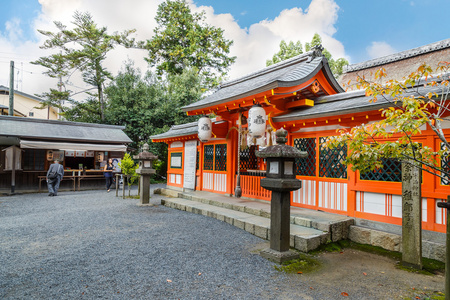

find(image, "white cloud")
[0,0,348,99]
[366,41,396,59]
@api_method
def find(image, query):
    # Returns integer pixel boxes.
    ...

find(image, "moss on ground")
[274,240,444,276]
[273,253,321,274]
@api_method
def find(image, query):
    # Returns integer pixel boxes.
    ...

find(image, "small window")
[23,149,45,171]
[29,112,34,117]
[319,136,347,179]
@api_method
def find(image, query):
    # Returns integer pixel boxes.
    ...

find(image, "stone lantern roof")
[133,143,158,161]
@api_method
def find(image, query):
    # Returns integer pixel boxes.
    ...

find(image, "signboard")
[170,152,182,169]
[183,140,197,190]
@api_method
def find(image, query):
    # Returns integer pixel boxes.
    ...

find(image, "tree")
[103,63,202,177]
[140,0,236,88]
[267,34,349,76]
[305,33,349,77]
[104,62,165,150]
[266,40,303,66]
[33,11,136,120]
[31,52,72,113]
[327,62,450,180]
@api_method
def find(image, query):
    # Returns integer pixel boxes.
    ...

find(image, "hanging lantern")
[248,104,266,139]
[198,116,212,142]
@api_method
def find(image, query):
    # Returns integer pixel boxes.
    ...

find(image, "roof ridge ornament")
[307,45,324,63]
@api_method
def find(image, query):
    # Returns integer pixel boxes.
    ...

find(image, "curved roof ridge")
[219,50,315,89]
[344,38,450,73]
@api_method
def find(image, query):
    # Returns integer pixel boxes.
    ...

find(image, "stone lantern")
[134,143,158,205]
[256,128,307,263]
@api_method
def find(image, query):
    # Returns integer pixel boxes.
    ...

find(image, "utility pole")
[8,61,14,116]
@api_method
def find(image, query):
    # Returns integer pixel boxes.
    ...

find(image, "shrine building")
[151,40,450,235]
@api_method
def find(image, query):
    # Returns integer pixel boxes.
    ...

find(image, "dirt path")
[277,247,445,299]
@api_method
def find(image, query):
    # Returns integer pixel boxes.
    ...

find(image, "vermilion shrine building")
[151,39,450,235]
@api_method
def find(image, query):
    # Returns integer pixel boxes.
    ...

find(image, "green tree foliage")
[305,33,348,77]
[267,34,349,77]
[31,53,72,112]
[103,63,203,177]
[34,11,136,120]
[140,0,236,88]
[266,40,303,66]
[104,62,163,150]
[327,62,450,180]
[63,95,102,123]
[118,153,138,188]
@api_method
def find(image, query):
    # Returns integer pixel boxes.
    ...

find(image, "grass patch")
[274,253,321,274]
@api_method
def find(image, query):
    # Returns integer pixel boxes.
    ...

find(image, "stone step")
[161,197,330,253]
[160,188,354,242]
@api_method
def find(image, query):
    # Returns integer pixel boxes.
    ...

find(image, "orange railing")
[239,171,271,201]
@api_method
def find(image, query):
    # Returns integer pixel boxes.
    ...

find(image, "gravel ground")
[0,185,445,299]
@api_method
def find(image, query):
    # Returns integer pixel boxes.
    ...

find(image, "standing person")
[103,158,115,192]
[47,160,64,196]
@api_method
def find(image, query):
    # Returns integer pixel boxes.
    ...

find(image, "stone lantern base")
[260,248,299,264]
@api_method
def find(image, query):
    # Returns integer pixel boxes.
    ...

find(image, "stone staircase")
[159,188,354,253]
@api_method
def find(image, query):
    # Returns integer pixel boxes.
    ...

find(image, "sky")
[0,0,449,100]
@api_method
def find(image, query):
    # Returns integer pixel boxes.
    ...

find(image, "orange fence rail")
[240,172,271,201]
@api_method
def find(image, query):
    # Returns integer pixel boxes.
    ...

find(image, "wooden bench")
[38,175,77,192]
[77,174,105,191]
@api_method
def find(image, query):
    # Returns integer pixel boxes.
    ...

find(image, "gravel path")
[0,186,445,299]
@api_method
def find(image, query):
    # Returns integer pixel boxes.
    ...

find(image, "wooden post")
[8,61,14,116]
[401,160,422,269]
[11,146,16,194]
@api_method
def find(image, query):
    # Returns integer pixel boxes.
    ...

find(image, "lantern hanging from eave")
[198,116,212,142]
[248,103,266,139]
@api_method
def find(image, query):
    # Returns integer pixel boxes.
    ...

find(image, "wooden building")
[0,86,59,119]
[151,40,450,235]
[0,115,131,191]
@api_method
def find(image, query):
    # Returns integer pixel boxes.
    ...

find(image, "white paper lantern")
[198,116,212,142]
[248,104,266,138]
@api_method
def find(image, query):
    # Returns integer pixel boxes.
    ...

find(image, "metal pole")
[9,61,14,116]
[437,197,450,300]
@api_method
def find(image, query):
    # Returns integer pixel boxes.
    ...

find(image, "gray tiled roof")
[274,84,446,122]
[150,122,198,140]
[182,49,344,111]
[343,38,450,73]
[0,115,132,144]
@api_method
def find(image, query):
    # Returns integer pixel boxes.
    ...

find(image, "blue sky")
[0,0,449,95]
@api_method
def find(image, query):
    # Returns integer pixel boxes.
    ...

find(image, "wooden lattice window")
[360,158,402,182]
[23,149,45,171]
[319,137,347,179]
[294,138,316,176]
[203,145,214,170]
[214,144,227,171]
[203,144,227,171]
[239,145,258,170]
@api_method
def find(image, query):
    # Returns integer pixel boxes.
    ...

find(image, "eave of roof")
[343,38,450,73]
[0,85,46,103]
[0,115,131,144]
[274,84,446,123]
[182,48,344,112]
[150,121,198,140]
